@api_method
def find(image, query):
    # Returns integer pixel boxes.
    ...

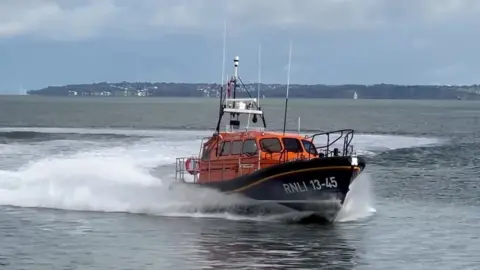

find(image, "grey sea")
[0,96,479,270]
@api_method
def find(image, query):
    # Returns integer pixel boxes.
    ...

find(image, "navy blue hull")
[193,156,366,221]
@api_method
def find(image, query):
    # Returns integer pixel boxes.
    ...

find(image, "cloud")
[0,0,479,40]
[0,0,123,40]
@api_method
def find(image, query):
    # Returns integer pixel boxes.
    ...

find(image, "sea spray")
[334,172,376,222]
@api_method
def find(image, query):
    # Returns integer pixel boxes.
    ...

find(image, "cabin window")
[242,139,258,155]
[219,141,231,156]
[282,138,303,153]
[302,140,318,155]
[217,142,224,156]
[201,146,212,160]
[231,140,243,155]
[260,138,282,153]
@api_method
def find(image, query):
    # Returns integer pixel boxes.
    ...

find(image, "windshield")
[282,138,303,153]
[260,138,282,153]
[302,140,317,155]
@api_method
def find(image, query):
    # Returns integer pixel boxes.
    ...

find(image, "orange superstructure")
[195,131,319,183]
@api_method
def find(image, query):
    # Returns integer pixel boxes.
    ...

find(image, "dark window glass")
[201,146,211,160]
[217,142,224,156]
[282,138,303,153]
[231,140,243,155]
[260,138,282,153]
[219,141,231,156]
[242,139,258,155]
[302,140,318,155]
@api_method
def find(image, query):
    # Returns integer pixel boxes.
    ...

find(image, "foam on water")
[0,128,442,222]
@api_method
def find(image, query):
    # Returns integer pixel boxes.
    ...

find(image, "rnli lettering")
[282,182,309,194]
[282,177,338,195]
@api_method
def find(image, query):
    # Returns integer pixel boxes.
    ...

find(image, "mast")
[282,41,292,135]
[214,54,267,133]
[228,56,240,129]
[212,23,267,133]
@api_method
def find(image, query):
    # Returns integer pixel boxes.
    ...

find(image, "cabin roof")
[217,130,307,140]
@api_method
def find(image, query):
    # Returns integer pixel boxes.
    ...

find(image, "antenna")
[282,41,292,135]
[220,19,227,89]
[257,43,262,107]
[297,117,301,134]
[215,19,227,133]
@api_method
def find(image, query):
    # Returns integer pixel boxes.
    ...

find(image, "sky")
[1,0,480,93]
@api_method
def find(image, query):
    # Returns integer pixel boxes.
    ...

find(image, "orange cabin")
[196,130,319,183]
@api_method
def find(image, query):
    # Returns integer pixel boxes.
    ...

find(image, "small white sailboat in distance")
[353,91,358,100]
[18,84,28,95]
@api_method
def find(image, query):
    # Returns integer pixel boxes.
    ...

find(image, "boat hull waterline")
[182,156,365,222]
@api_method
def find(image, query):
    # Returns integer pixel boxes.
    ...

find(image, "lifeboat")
[174,55,366,222]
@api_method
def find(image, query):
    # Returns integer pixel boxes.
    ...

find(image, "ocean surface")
[0,96,479,270]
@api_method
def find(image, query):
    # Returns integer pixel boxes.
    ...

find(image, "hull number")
[283,177,338,195]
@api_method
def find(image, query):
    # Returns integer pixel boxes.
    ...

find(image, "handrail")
[307,129,355,157]
[175,151,315,182]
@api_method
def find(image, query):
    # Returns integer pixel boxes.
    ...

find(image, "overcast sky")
[1,0,479,93]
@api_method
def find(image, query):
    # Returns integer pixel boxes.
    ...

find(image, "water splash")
[334,172,376,222]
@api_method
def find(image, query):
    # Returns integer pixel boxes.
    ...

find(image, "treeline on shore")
[26,81,480,100]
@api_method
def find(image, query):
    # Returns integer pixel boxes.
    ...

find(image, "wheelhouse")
[202,132,318,159]
[194,131,324,183]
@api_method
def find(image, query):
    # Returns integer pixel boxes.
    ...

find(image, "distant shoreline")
[26,81,480,100]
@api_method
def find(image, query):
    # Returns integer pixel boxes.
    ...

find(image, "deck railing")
[307,129,355,157]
